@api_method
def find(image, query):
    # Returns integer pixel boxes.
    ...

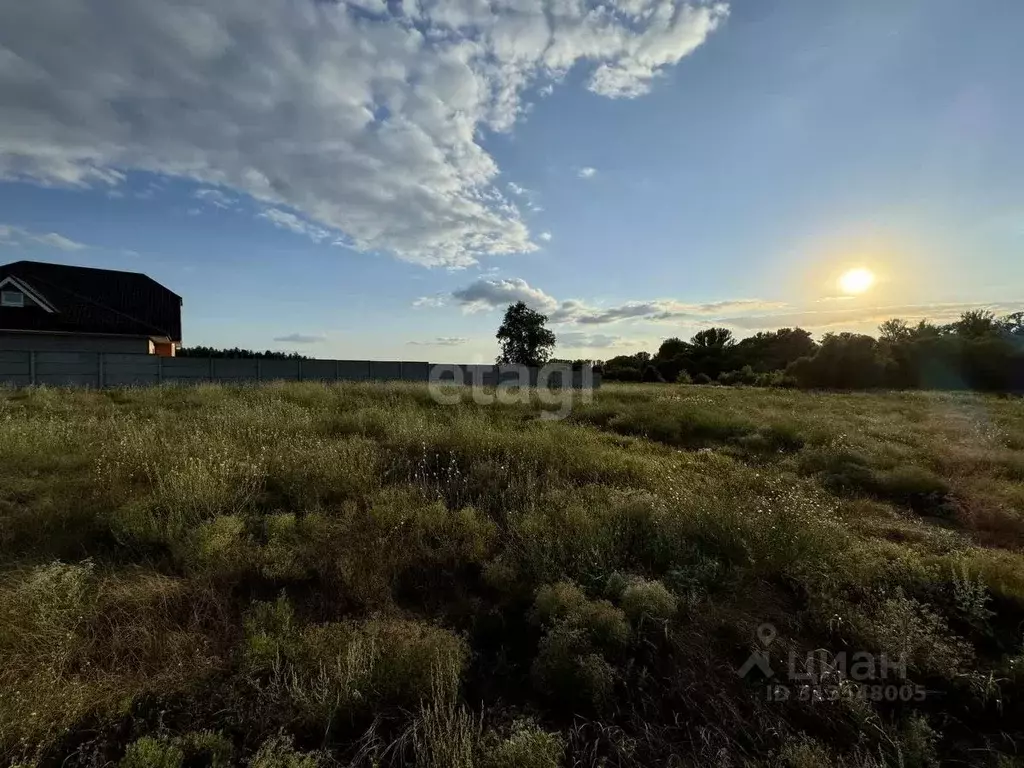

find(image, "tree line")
[600,310,1024,392]
[177,346,310,360]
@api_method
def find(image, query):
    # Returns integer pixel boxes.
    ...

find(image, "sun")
[838,267,875,295]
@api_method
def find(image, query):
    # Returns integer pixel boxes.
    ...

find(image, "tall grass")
[0,381,1022,766]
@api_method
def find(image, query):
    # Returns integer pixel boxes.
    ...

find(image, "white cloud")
[0,224,88,251]
[562,298,787,324]
[413,294,450,309]
[0,0,725,266]
[272,333,325,343]
[539,231,552,241]
[194,187,237,210]
[557,331,647,349]
[259,208,331,243]
[407,336,469,346]
[577,167,598,179]
[507,182,528,196]
[444,276,787,325]
[451,277,558,313]
[721,302,1024,331]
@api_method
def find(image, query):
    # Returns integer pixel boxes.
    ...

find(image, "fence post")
[208,356,215,381]
[335,359,340,382]
[298,359,303,381]
[157,355,163,384]
[256,357,262,382]
[29,351,36,385]
[97,352,105,389]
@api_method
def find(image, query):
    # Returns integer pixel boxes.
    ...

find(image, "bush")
[675,370,693,384]
[250,735,324,768]
[618,577,677,622]
[694,373,713,385]
[532,582,630,648]
[873,466,952,514]
[531,625,616,709]
[120,732,232,768]
[818,590,971,678]
[242,601,468,721]
[483,719,564,768]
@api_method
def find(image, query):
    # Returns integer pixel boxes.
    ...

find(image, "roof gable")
[0,261,182,341]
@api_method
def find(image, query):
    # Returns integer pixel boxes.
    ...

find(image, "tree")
[177,346,308,359]
[733,327,816,372]
[948,309,1001,339]
[878,319,913,344]
[691,328,735,349]
[1000,311,1024,339]
[495,301,556,367]
[653,336,692,382]
[686,327,735,380]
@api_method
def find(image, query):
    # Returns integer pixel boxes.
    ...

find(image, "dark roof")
[0,261,182,342]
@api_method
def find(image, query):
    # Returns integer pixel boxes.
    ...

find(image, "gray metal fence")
[0,352,600,389]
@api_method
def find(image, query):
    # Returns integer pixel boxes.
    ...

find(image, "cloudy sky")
[0,0,1021,360]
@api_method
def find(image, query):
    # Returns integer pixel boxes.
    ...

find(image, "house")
[0,260,182,356]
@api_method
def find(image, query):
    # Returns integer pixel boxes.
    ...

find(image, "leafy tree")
[733,328,816,372]
[496,301,557,367]
[690,328,735,349]
[947,309,1002,339]
[653,337,692,382]
[1000,311,1024,339]
[602,353,651,382]
[177,346,308,359]
[787,333,885,389]
[685,327,735,380]
[878,319,913,344]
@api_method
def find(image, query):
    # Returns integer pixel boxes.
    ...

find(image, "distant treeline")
[177,346,310,360]
[599,310,1024,392]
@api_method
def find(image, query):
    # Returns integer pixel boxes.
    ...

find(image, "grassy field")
[2,382,1024,767]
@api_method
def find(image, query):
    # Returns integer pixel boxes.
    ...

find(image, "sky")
[0,0,1021,362]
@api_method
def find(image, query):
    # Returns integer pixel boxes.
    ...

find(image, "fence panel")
[212,359,259,381]
[337,360,370,380]
[259,360,300,381]
[161,357,214,382]
[104,354,161,386]
[0,352,600,390]
[0,350,31,386]
[369,361,403,380]
[33,351,99,387]
[300,360,336,381]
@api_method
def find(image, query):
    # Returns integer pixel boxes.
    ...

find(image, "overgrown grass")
[0,381,1022,766]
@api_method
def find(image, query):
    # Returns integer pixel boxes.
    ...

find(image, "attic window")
[1,290,25,308]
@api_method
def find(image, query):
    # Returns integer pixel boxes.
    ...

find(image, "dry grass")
[0,381,1022,766]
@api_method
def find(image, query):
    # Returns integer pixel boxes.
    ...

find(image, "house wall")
[0,332,151,354]
[0,352,601,389]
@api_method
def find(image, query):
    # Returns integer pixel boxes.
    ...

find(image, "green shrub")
[532,582,588,625]
[243,605,468,721]
[531,625,616,709]
[873,466,952,514]
[242,595,298,675]
[618,577,677,622]
[120,737,184,768]
[250,735,324,768]
[895,713,939,768]
[483,719,564,768]
[819,590,971,678]
[178,730,233,768]
[532,582,630,648]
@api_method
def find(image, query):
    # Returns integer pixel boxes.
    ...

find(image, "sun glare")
[838,267,875,295]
